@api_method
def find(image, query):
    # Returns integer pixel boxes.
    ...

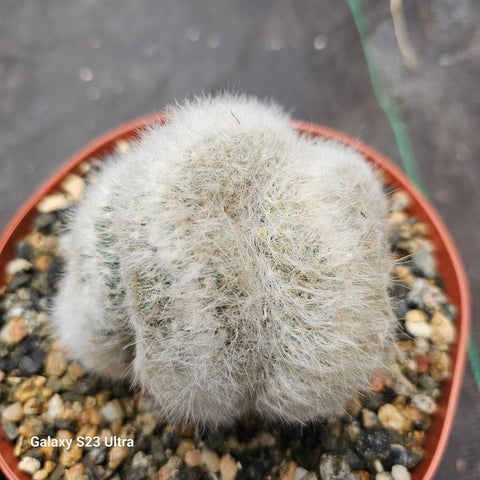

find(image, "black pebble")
[391,299,409,321]
[132,435,150,455]
[15,242,32,261]
[172,468,200,480]
[202,428,228,450]
[41,425,57,438]
[126,466,148,480]
[18,355,42,375]
[162,430,180,450]
[46,255,65,290]
[341,448,364,471]
[54,418,77,432]
[75,375,99,395]
[30,289,49,311]
[386,444,412,469]
[237,448,273,479]
[6,271,32,292]
[35,213,57,234]
[355,429,391,462]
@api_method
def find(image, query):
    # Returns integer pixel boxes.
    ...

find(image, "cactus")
[52,94,396,427]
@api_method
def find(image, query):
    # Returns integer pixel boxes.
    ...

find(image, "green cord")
[347,0,479,391]
[468,336,480,391]
[346,0,427,194]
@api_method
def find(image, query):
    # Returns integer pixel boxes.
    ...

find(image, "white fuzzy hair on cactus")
[52,94,396,427]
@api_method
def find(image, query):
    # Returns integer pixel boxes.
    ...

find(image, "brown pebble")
[44,460,56,474]
[429,350,450,381]
[397,340,415,353]
[65,463,86,480]
[14,435,29,457]
[158,465,173,480]
[388,211,408,225]
[180,422,195,437]
[201,447,221,473]
[378,404,409,432]
[23,397,41,415]
[404,405,424,427]
[411,222,429,236]
[416,355,429,373]
[220,453,238,480]
[45,350,68,377]
[1,316,28,344]
[176,438,196,458]
[394,266,415,285]
[185,449,201,468]
[33,255,52,272]
[430,312,455,347]
[67,363,85,381]
[352,471,371,480]
[345,393,363,416]
[108,446,129,469]
[59,437,82,468]
[279,460,296,480]
[369,374,386,393]
[23,412,49,432]
[256,431,276,447]
[405,309,428,323]
[38,442,56,460]
[85,407,102,426]
[77,424,98,439]
[32,469,49,480]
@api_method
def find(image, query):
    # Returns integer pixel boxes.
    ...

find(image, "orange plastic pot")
[0,115,470,480]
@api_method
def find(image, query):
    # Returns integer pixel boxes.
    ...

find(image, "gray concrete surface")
[1,0,479,477]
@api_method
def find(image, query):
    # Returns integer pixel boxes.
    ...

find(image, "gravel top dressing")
[0,144,457,480]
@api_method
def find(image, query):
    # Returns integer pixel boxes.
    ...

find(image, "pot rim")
[0,114,470,480]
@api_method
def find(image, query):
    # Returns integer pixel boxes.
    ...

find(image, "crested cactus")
[52,95,396,426]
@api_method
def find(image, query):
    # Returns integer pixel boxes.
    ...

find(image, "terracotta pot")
[0,115,470,480]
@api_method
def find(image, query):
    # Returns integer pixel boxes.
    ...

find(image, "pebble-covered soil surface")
[0,143,457,480]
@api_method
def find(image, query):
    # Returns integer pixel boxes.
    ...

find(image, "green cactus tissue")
[52,95,396,427]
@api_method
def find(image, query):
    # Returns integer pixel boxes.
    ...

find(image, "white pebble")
[45,393,65,420]
[101,399,125,423]
[412,394,437,414]
[373,459,384,473]
[294,466,308,480]
[6,259,32,276]
[36,192,71,213]
[376,473,393,480]
[18,456,41,475]
[405,319,432,339]
[61,174,85,202]
[392,464,411,480]
[2,402,23,422]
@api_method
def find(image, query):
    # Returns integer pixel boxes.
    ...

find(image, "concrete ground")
[1,0,479,478]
